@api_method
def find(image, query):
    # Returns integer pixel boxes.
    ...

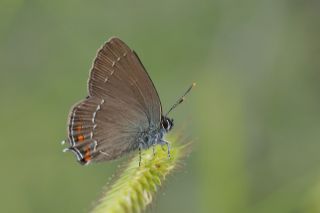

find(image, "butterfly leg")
[160,140,171,159]
[139,143,143,167]
[152,144,156,156]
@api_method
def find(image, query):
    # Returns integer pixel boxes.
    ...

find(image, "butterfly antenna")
[165,82,196,116]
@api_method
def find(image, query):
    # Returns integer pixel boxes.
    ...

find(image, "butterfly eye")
[163,120,168,129]
[162,118,172,132]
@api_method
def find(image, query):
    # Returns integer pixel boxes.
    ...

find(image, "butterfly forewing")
[66,37,162,164]
[88,37,162,125]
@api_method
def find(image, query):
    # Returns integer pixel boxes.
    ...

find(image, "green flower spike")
[91,134,191,213]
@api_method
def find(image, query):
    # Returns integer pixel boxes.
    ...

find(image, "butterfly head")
[161,116,174,132]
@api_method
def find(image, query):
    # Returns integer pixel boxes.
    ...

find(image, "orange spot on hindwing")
[84,147,91,162]
[77,135,85,142]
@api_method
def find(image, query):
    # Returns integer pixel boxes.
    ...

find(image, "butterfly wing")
[66,37,162,164]
[88,37,162,124]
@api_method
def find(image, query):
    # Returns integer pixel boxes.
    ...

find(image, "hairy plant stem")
[91,134,190,213]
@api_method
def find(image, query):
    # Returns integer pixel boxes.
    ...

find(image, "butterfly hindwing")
[67,97,102,164]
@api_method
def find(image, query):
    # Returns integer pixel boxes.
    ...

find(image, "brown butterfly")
[62,37,194,165]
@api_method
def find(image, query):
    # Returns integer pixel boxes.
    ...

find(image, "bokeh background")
[1,0,320,212]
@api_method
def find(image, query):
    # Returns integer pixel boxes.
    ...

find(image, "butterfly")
[62,37,194,165]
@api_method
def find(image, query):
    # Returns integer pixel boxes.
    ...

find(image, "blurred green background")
[1,0,320,212]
